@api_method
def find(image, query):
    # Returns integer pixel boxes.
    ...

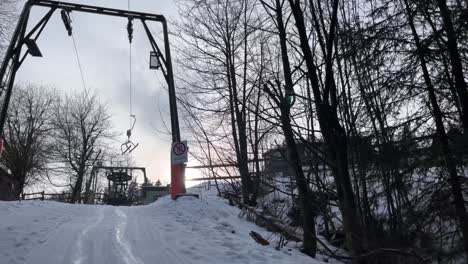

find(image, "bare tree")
[0,84,55,200]
[258,0,318,256]
[286,0,366,258]
[175,0,262,204]
[0,0,17,59]
[51,91,113,203]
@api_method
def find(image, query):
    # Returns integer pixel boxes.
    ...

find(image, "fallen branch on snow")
[249,231,270,246]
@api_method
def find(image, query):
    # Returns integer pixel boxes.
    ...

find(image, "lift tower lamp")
[149,52,160,69]
[24,39,42,57]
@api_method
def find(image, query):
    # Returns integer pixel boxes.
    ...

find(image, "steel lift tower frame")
[0,0,186,198]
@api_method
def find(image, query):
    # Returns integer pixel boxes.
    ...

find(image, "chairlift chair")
[121,115,139,154]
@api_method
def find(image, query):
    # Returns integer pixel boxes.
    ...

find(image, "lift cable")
[121,0,138,155]
[62,11,88,95]
[127,0,133,125]
[129,36,132,122]
[127,0,133,126]
[71,31,88,94]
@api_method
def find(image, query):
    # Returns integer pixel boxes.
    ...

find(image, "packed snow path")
[0,190,321,264]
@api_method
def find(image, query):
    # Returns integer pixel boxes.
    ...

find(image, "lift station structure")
[0,0,187,199]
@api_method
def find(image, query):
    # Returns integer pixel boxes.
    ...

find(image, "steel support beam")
[32,0,165,21]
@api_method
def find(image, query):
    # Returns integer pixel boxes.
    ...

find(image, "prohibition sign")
[173,142,187,156]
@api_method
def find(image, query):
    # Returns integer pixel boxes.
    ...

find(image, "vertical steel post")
[0,2,32,136]
[161,18,186,197]
[0,2,31,88]
[162,18,180,143]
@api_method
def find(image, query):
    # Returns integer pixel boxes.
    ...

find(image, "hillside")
[0,186,324,264]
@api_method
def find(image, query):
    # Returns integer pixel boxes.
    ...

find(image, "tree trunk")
[226,40,252,205]
[281,110,317,257]
[287,0,365,259]
[267,0,317,256]
[318,104,365,256]
[71,168,85,203]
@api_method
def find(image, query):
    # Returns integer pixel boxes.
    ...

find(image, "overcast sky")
[14,0,191,185]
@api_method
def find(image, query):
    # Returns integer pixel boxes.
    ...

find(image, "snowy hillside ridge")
[0,186,324,264]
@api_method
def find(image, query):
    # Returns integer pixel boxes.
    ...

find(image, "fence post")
[41,191,44,201]
[21,193,25,200]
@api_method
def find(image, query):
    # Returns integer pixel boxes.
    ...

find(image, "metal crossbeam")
[32,0,165,22]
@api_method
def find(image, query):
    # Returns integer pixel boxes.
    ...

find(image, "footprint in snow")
[218,210,230,218]
[192,255,202,260]
[180,248,194,255]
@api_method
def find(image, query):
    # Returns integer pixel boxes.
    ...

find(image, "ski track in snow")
[114,208,144,264]
[72,207,105,264]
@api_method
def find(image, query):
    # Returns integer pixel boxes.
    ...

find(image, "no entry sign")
[171,141,188,164]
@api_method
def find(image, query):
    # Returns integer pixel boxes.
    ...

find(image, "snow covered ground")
[0,186,323,264]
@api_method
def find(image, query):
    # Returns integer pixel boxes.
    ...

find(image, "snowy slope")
[0,186,322,264]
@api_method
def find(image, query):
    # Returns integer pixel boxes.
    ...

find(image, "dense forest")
[174,0,468,263]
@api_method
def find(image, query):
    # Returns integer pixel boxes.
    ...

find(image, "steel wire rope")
[128,0,133,128]
[69,12,88,96]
